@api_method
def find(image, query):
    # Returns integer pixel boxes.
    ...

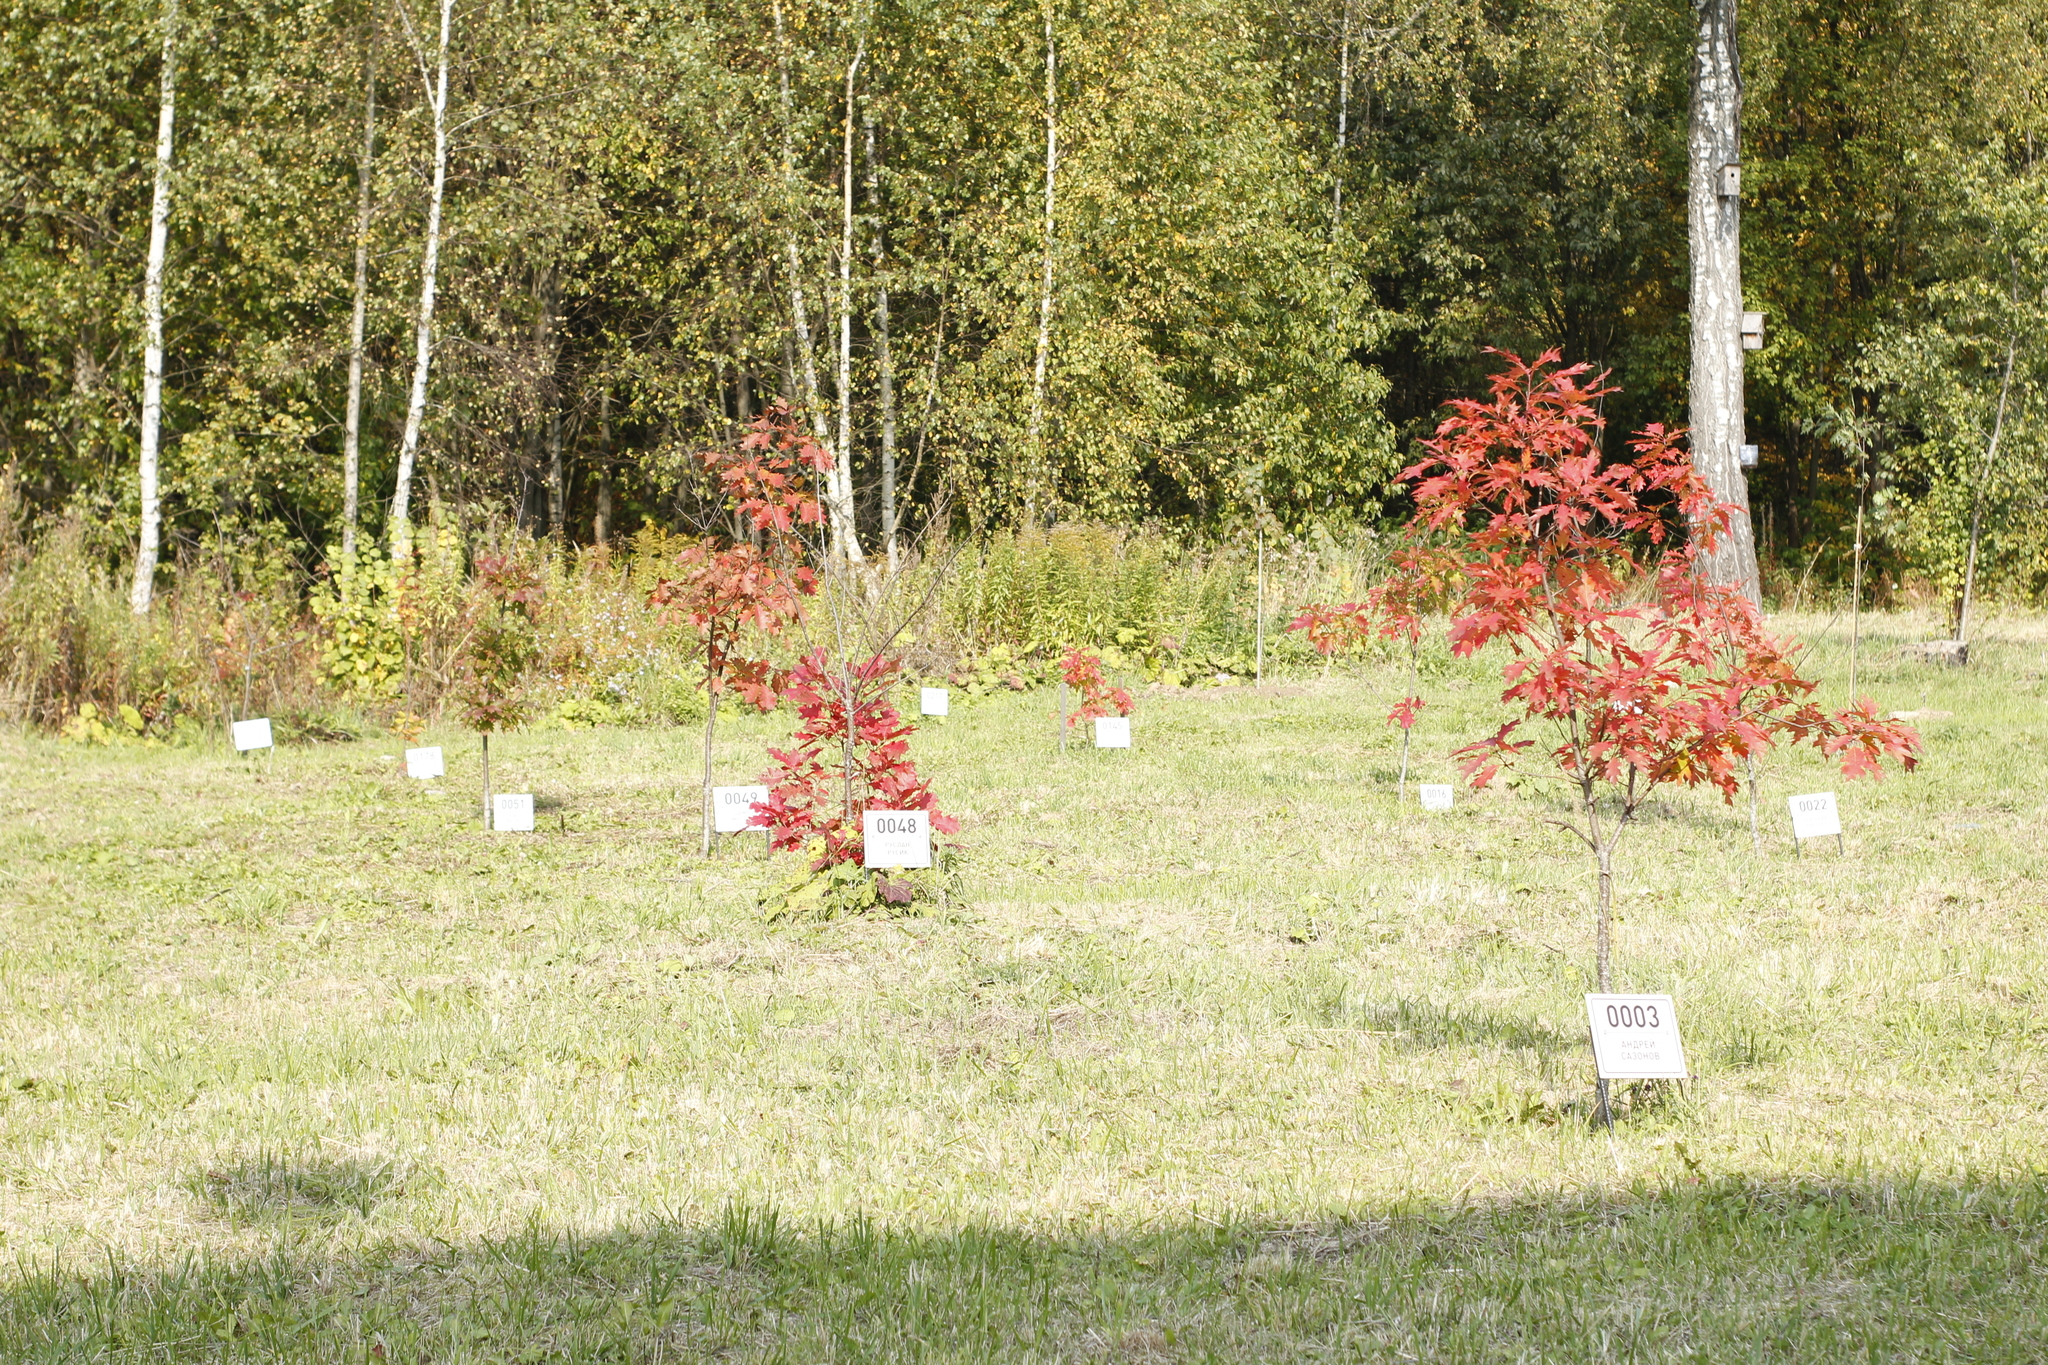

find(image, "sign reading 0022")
[1787,791,1840,840]
[862,808,932,869]
[1584,993,1688,1080]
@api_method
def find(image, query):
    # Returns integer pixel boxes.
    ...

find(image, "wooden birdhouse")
[1741,311,1765,350]
[1719,163,1742,198]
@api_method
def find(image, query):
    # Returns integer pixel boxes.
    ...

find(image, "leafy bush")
[308,547,403,700]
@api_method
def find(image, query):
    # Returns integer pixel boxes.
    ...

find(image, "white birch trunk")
[1024,3,1058,523]
[129,0,177,615]
[865,116,898,570]
[773,0,862,562]
[835,40,865,556]
[390,0,454,562]
[1957,337,2017,646]
[1688,0,1760,602]
[341,28,378,559]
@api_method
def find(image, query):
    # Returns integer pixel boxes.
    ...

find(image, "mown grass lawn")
[1,610,2045,1361]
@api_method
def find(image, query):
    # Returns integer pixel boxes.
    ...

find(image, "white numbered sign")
[405,746,444,779]
[1585,994,1689,1079]
[1787,792,1840,840]
[712,784,770,834]
[862,808,932,869]
[920,687,950,717]
[492,793,535,832]
[1094,716,1132,749]
[231,718,274,752]
[1418,783,1453,811]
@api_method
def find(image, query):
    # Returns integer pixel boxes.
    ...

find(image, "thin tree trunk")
[835,38,866,558]
[1328,0,1351,337]
[1332,0,1350,235]
[390,0,454,562]
[341,25,378,559]
[1687,0,1760,602]
[772,0,862,564]
[701,684,719,857]
[864,115,898,570]
[1849,442,1869,698]
[1255,515,1265,684]
[129,0,177,615]
[1024,1,1058,524]
[1744,751,1760,851]
[481,731,492,829]
[594,385,612,545]
[537,271,563,536]
[1957,336,2017,647]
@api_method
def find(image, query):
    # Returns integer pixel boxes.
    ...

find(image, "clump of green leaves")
[308,546,404,700]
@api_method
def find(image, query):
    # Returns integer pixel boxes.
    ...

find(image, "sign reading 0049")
[1584,993,1688,1080]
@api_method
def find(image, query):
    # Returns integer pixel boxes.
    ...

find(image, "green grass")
[1,609,2045,1361]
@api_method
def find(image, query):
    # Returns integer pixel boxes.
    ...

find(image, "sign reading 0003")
[1583,993,1689,1080]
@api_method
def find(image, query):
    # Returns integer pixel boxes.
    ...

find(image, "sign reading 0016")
[1584,993,1688,1080]
[862,808,932,869]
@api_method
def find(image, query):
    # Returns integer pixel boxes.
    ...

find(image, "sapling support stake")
[1744,753,1760,852]
[1255,514,1265,685]
[1397,636,1418,803]
[481,731,491,829]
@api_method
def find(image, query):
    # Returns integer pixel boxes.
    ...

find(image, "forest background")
[1,0,2045,731]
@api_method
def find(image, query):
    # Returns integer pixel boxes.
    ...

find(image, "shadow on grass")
[6,1175,2044,1362]
[1350,996,1578,1056]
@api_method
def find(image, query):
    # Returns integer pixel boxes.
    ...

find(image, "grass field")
[2,609,2045,1361]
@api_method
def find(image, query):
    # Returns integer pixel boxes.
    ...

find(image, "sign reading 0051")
[1584,993,1688,1080]
[862,808,932,869]
[491,793,536,833]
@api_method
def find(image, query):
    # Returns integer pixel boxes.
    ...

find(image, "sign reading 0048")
[1584,993,1688,1080]
[862,808,932,869]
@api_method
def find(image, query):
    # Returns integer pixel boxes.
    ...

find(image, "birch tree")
[772,0,863,564]
[340,23,378,559]
[128,0,178,614]
[390,0,454,562]
[1023,0,1057,524]
[1687,0,1760,602]
[864,114,899,569]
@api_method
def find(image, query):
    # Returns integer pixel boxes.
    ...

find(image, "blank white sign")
[1418,783,1453,810]
[863,808,932,868]
[231,719,273,752]
[1787,791,1840,839]
[492,793,535,832]
[712,784,770,834]
[1586,993,1689,1079]
[920,687,950,717]
[1094,717,1131,749]
[405,746,444,779]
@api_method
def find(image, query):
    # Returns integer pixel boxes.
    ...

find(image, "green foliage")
[759,843,943,922]
[308,547,404,700]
